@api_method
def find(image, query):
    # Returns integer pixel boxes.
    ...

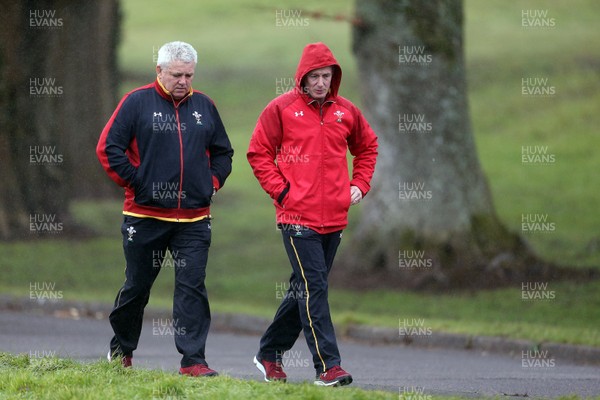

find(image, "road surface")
[1,311,598,398]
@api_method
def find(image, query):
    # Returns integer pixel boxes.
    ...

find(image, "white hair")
[157,41,197,68]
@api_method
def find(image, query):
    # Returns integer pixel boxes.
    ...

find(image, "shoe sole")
[314,375,353,387]
[179,371,218,377]
[253,356,286,383]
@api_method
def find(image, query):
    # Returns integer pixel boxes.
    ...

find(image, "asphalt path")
[1,311,599,398]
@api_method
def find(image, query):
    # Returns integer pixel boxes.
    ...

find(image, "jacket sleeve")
[208,103,234,191]
[347,108,378,196]
[96,94,139,188]
[246,105,289,203]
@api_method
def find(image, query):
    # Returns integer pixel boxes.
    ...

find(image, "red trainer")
[314,365,352,387]
[253,356,287,382]
[107,351,132,368]
[179,364,218,377]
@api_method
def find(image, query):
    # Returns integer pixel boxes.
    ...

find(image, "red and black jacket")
[247,42,378,234]
[97,79,233,222]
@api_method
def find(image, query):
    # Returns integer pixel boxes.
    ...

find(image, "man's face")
[304,66,333,103]
[156,60,195,100]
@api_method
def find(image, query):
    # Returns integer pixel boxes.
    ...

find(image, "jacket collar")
[154,78,193,106]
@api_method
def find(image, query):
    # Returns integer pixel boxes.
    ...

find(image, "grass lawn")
[0,353,398,400]
[1,0,599,363]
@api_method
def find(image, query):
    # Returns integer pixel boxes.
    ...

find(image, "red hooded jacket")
[247,43,378,234]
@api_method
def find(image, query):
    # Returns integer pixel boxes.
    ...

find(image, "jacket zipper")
[174,106,184,221]
[319,103,325,228]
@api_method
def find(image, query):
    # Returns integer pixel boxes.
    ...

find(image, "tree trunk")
[337,0,553,290]
[0,0,120,240]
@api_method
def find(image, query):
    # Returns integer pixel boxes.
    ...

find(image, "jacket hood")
[295,42,342,99]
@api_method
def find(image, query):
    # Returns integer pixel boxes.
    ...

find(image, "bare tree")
[0,1,120,239]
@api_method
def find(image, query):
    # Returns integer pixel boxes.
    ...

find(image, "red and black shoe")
[179,364,218,377]
[314,365,352,387]
[107,350,132,368]
[253,355,287,382]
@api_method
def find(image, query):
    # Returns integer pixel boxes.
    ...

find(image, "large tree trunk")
[337,0,554,290]
[0,0,120,239]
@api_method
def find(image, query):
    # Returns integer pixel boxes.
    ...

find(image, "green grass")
[465,0,600,268]
[0,353,397,400]
[2,0,600,373]
[114,0,600,269]
[2,202,600,347]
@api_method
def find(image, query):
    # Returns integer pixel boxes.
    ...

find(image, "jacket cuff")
[276,184,290,205]
[350,180,369,197]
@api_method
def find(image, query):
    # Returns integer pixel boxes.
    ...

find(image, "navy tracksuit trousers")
[109,216,212,368]
[258,228,343,374]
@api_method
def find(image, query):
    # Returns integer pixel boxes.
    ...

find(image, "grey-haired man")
[97,41,233,376]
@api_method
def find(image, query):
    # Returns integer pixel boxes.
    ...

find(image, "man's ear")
[156,65,162,76]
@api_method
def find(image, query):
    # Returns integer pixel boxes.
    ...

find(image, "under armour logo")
[153,112,162,118]
[294,111,304,117]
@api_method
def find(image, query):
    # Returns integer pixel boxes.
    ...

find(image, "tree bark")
[0,0,120,239]
[337,0,554,290]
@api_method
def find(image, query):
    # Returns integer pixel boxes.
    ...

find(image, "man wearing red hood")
[247,42,378,386]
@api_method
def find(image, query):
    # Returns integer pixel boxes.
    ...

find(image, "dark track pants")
[109,216,212,367]
[258,228,343,374]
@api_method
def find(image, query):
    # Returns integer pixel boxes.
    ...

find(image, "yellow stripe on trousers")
[289,236,326,372]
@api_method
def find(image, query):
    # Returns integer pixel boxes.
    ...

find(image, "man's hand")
[350,186,363,206]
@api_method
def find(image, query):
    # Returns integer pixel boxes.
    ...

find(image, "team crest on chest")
[333,110,344,123]
[192,111,203,125]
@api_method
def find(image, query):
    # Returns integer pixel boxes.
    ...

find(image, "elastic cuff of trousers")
[258,352,279,363]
